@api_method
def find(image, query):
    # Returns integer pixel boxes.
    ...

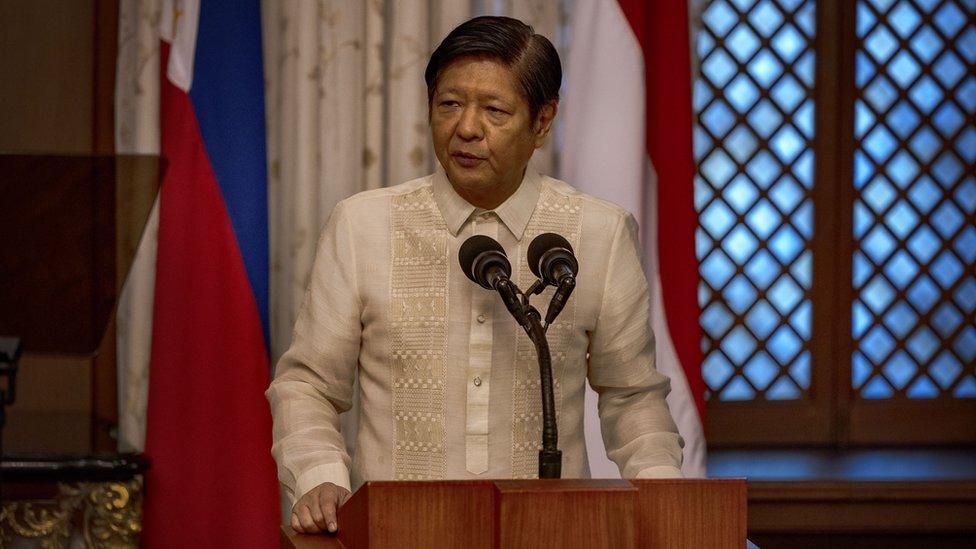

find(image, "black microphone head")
[528,233,578,283]
[459,235,511,289]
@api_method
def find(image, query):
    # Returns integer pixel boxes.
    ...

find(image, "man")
[267,16,683,535]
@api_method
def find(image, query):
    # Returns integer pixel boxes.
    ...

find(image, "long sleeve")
[587,213,684,478]
[266,200,361,502]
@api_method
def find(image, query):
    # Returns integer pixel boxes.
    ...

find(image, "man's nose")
[456,106,484,141]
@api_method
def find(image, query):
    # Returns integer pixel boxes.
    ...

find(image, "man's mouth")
[451,152,486,167]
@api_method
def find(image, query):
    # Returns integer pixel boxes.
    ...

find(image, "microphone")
[527,233,579,325]
[458,235,527,327]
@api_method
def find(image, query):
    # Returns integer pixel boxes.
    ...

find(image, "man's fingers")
[338,489,352,507]
[296,504,320,534]
[290,512,304,534]
[319,490,339,532]
[308,499,330,532]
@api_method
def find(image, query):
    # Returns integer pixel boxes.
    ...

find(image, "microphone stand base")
[538,449,562,479]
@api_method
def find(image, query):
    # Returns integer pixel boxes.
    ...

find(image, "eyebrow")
[437,87,513,105]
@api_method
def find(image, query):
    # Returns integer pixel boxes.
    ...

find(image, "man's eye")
[440,100,460,107]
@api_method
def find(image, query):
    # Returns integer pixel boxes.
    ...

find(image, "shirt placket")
[466,211,496,475]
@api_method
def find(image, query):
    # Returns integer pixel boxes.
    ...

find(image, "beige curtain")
[115,0,567,452]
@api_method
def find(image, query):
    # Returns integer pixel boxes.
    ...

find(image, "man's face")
[430,57,554,209]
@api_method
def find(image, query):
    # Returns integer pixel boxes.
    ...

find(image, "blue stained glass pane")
[722,326,758,364]
[855,51,876,88]
[932,102,964,136]
[703,0,738,36]
[694,127,712,161]
[748,50,783,87]
[906,376,939,398]
[768,325,802,363]
[855,200,875,239]
[954,226,976,262]
[766,377,800,399]
[863,275,896,313]
[703,49,739,88]
[885,250,920,288]
[910,25,944,63]
[865,76,899,113]
[726,127,759,165]
[769,225,804,262]
[885,200,920,239]
[768,276,803,314]
[724,225,760,263]
[907,326,940,362]
[697,226,712,259]
[743,352,778,389]
[748,100,783,138]
[699,283,711,309]
[954,278,976,313]
[864,126,898,162]
[855,150,874,188]
[855,100,876,138]
[794,50,815,87]
[887,101,920,139]
[933,2,965,38]
[770,126,805,162]
[702,149,737,186]
[794,150,814,187]
[790,300,811,339]
[792,250,812,287]
[930,351,963,388]
[931,250,963,289]
[884,351,918,389]
[887,152,920,189]
[854,250,873,287]
[956,179,976,214]
[931,201,964,239]
[795,100,814,138]
[906,274,940,312]
[746,150,782,188]
[868,0,896,12]
[721,377,757,400]
[932,153,964,187]
[727,24,761,62]
[864,177,897,212]
[908,176,941,213]
[698,31,716,60]
[954,327,976,362]
[957,127,976,163]
[701,200,737,239]
[726,75,760,112]
[888,50,921,88]
[702,351,735,390]
[863,225,897,263]
[931,302,963,338]
[957,27,976,64]
[746,300,780,338]
[746,199,781,238]
[954,377,976,398]
[865,26,899,63]
[694,79,714,112]
[750,1,784,36]
[702,100,737,136]
[796,1,816,37]
[856,2,877,38]
[731,0,755,14]
[701,250,736,288]
[889,1,922,37]
[702,302,735,339]
[771,74,804,112]
[862,376,894,398]
[908,76,942,114]
[862,326,896,363]
[883,300,918,337]
[853,351,872,388]
[854,300,873,338]
[793,201,813,239]
[724,275,758,314]
[772,24,805,62]
[933,51,966,88]
[745,249,781,288]
[909,127,942,162]
[777,0,804,12]
[956,77,976,111]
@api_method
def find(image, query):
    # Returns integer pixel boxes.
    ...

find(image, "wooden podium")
[281,479,746,548]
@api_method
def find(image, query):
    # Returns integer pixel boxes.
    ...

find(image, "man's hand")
[291,482,352,534]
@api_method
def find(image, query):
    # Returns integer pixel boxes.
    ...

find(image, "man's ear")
[533,101,558,148]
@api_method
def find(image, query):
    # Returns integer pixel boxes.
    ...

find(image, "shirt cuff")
[635,465,684,479]
[295,462,352,500]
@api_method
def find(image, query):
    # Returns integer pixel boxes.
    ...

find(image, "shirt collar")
[433,167,542,241]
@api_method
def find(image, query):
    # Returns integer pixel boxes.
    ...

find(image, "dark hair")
[424,16,561,119]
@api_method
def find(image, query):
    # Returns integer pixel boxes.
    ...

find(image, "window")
[694,0,975,445]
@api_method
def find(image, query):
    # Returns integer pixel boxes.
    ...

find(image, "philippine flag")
[143,1,278,546]
[564,0,707,477]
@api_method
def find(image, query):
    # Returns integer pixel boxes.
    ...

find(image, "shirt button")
[477,314,486,324]
[473,376,482,387]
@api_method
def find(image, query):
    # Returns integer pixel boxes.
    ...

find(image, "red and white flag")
[564,0,707,477]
